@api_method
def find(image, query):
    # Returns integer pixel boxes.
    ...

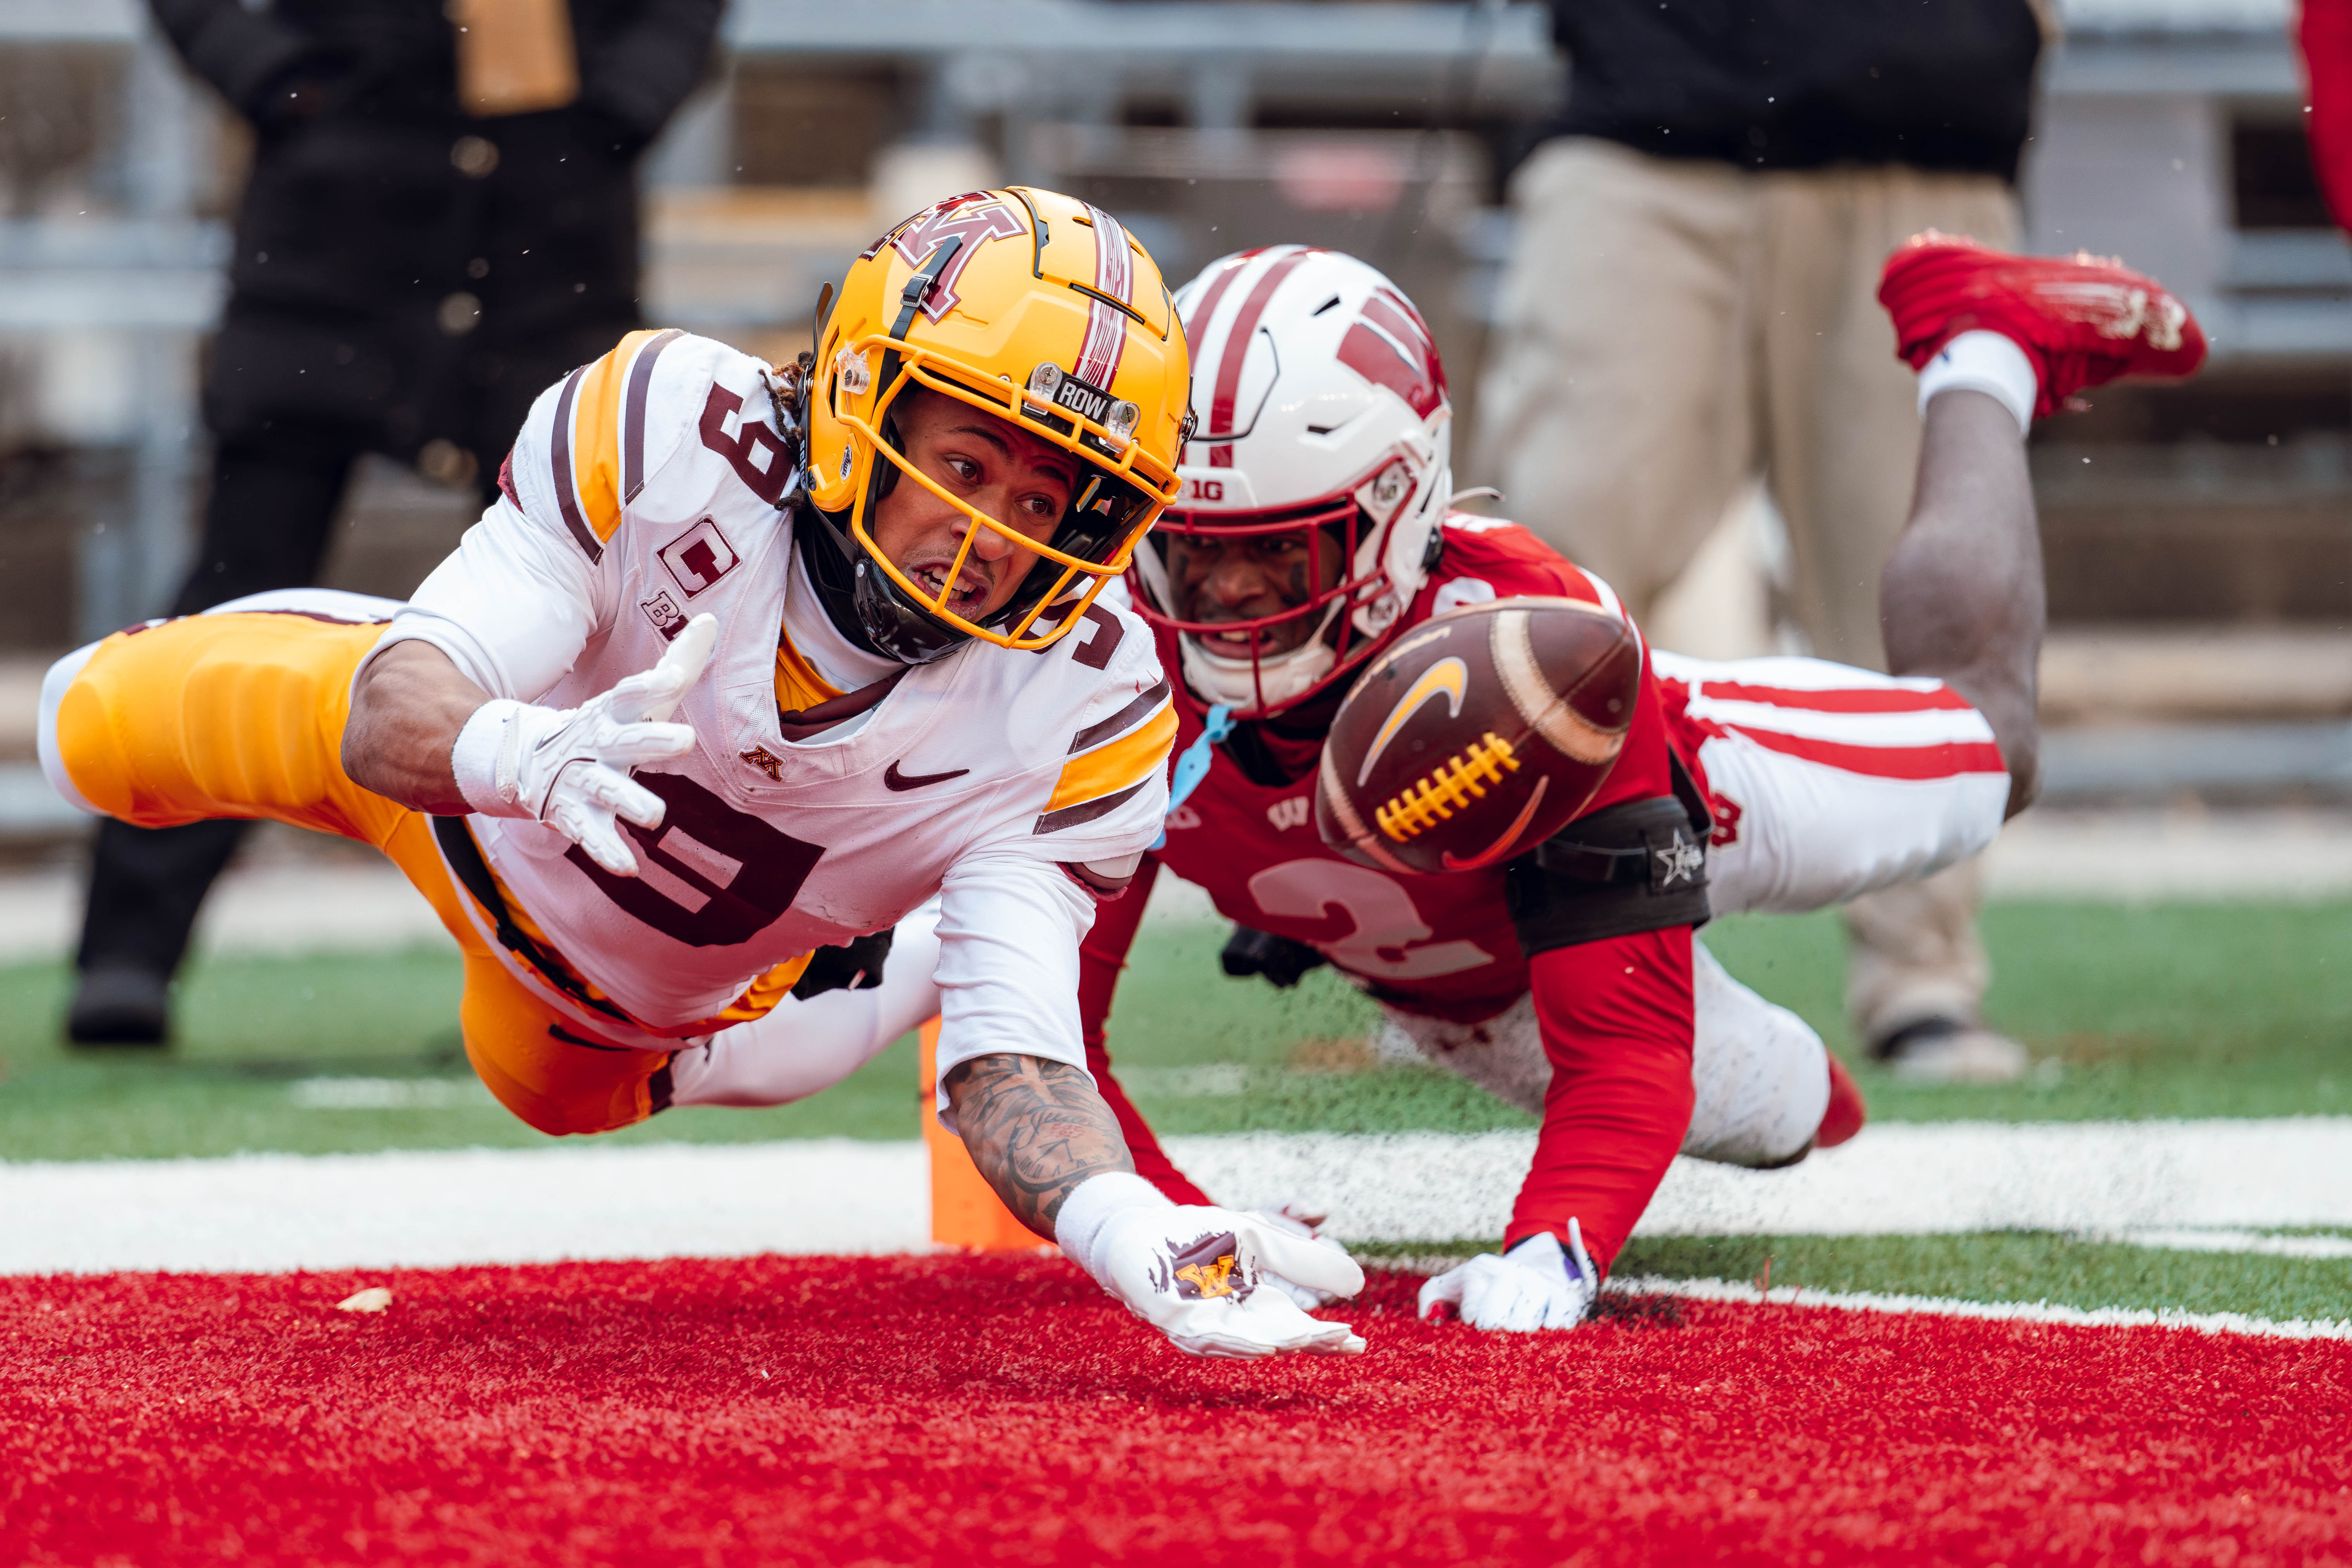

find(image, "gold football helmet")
[801,187,1190,660]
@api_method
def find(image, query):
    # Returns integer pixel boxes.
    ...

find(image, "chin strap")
[1154,705,1235,850]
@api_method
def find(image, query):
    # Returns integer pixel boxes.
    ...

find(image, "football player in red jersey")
[666,235,2206,1331]
[1072,237,2202,1330]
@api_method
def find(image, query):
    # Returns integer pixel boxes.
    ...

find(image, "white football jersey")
[371,330,1175,1081]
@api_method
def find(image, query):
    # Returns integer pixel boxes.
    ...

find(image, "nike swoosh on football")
[884,760,971,792]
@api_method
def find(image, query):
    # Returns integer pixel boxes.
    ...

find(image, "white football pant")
[1369,940,1830,1168]
[667,900,946,1108]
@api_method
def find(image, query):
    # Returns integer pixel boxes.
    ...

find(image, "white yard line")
[9,1119,2352,1278]
[0,1140,930,1275]
[1601,1275,2352,1343]
[1166,1118,2352,1242]
[2088,1227,2352,1260]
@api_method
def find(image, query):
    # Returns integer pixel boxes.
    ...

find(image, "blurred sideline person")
[1475,0,2052,1082]
[710,238,2205,1333]
[71,0,724,1045]
[43,190,1370,1359]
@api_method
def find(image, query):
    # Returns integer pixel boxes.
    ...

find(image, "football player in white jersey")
[40,189,1367,1360]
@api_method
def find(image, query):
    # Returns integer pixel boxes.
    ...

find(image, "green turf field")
[6,898,2347,1322]
[2,899,2346,1162]
[1361,1231,2352,1323]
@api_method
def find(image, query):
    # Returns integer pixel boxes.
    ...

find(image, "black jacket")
[150,0,722,453]
[1547,0,2042,181]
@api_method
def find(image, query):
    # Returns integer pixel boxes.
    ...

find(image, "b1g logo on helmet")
[860,193,1026,325]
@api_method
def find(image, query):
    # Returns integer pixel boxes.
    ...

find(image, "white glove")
[1417,1222,1597,1333]
[449,614,715,878]
[1058,1174,1367,1358]
[1245,1199,1352,1309]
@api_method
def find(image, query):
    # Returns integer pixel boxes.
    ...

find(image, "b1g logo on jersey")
[659,518,739,598]
[640,589,688,640]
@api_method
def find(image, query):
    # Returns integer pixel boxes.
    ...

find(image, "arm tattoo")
[944,1054,1135,1239]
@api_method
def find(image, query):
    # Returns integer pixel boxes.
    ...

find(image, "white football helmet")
[1129,247,1452,717]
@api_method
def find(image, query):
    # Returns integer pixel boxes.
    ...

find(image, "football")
[1314,597,1642,875]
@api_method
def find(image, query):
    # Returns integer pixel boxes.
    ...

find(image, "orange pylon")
[917,1017,1044,1251]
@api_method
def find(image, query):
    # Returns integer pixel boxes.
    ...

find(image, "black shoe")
[65,966,172,1048]
[1870,1015,2028,1084]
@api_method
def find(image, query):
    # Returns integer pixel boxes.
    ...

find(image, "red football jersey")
[1134,513,1682,1024]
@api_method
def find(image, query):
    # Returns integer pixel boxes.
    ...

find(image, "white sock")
[1915,329,2037,437]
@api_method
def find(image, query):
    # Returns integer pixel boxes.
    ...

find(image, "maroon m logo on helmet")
[862,194,1028,325]
[1336,287,1447,418]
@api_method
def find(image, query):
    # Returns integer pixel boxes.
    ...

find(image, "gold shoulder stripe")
[569,328,665,544]
[1038,701,1176,829]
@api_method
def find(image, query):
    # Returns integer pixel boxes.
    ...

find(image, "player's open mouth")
[911,561,993,614]
[1192,624,1315,661]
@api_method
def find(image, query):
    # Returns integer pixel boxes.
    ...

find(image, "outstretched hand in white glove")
[1244,1199,1354,1309]
[1058,1174,1368,1358]
[1417,1221,1598,1333]
[449,613,715,877]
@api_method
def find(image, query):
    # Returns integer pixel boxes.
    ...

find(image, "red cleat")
[1816,1053,1867,1150]
[1877,232,2208,419]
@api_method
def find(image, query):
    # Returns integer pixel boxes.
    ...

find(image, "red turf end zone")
[4,1254,2347,1567]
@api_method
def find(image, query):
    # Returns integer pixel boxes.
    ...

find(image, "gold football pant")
[47,609,669,1136]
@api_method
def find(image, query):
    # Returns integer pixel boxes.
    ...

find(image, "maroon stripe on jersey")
[548,368,603,564]
[1205,248,1316,467]
[1724,725,2008,779]
[1069,677,1171,754]
[1035,779,1150,836]
[622,328,685,503]
[1698,680,1976,714]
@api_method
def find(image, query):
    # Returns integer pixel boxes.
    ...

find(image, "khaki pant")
[1475,137,2019,1046]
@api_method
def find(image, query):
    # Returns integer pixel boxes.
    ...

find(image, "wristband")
[450,699,527,817]
[1916,329,2037,437]
[1053,1171,1173,1284]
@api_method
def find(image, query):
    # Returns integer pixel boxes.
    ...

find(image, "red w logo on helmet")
[1336,287,1447,418]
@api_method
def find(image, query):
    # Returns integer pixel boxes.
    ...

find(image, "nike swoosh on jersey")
[883,760,971,792]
